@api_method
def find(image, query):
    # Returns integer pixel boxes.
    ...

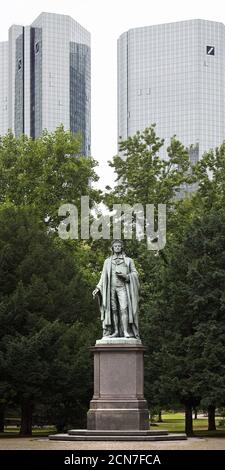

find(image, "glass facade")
[0,13,91,155]
[70,42,91,155]
[15,29,24,136]
[118,20,225,161]
[0,42,8,135]
[8,25,23,136]
[30,27,42,138]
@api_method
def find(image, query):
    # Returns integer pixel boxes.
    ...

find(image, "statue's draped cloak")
[96,255,139,337]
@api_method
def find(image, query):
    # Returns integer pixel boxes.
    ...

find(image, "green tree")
[151,208,225,435]
[107,125,194,207]
[0,127,100,228]
[0,205,100,435]
[105,128,225,436]
[0,127,103,435]
[193,141,225,211]
[103,126,199,430]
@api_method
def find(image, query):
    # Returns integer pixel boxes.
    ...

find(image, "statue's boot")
[109,331,119,338]
[124,332,134,338]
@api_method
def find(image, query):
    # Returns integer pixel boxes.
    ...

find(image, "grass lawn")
[0,426,56,438]
[1,412,225,438]
[154,412,225,437]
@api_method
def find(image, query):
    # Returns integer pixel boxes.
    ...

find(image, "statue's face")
[113,242,122,254]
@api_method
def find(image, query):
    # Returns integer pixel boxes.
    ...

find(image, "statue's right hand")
[92,287,99,299]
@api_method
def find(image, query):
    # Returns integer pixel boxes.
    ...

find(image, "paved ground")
[0,437,224,450]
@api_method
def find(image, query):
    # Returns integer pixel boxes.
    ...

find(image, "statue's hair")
[111,239,124,252]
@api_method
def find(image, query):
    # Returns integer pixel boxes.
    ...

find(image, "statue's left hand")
[92,287,99,298]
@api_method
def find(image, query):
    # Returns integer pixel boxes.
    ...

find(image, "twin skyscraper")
[0,13,224,162]
[0,12,91,155]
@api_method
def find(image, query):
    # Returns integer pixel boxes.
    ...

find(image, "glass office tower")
[118,19,225,162]
[0,12,91,155]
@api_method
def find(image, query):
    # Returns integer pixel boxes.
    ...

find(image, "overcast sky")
[1,0,225,188]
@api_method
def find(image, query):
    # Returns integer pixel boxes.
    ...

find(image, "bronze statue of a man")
[92,240,140,339]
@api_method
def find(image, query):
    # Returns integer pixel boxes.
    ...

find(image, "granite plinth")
[87,341,149,430]
[49,340,188,442]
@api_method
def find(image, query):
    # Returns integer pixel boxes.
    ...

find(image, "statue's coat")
[96,255,139,337]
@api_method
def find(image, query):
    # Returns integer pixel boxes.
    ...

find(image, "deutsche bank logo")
[206,46,215,55]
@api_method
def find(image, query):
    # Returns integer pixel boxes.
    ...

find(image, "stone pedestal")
[49,337,187,441]
[87,338,149,430]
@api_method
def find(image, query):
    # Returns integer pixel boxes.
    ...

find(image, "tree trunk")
[194,408,198,420]
[56,421,66,433]
[158,410,163,422]
[185,404,193,436]
[20,401,33,436]
[0,406,5,432]
[208,405,216,431]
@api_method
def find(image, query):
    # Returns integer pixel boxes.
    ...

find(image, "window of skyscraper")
[206,46,215,55]
[35,42,40,54]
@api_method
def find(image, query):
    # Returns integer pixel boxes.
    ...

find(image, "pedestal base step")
[49,430,187,441]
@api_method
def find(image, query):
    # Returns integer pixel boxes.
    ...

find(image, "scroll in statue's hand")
[116,272,129,281]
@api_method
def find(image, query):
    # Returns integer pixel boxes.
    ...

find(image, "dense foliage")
[1,125,225,436]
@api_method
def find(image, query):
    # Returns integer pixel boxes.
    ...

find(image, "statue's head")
[111,239,124,254]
